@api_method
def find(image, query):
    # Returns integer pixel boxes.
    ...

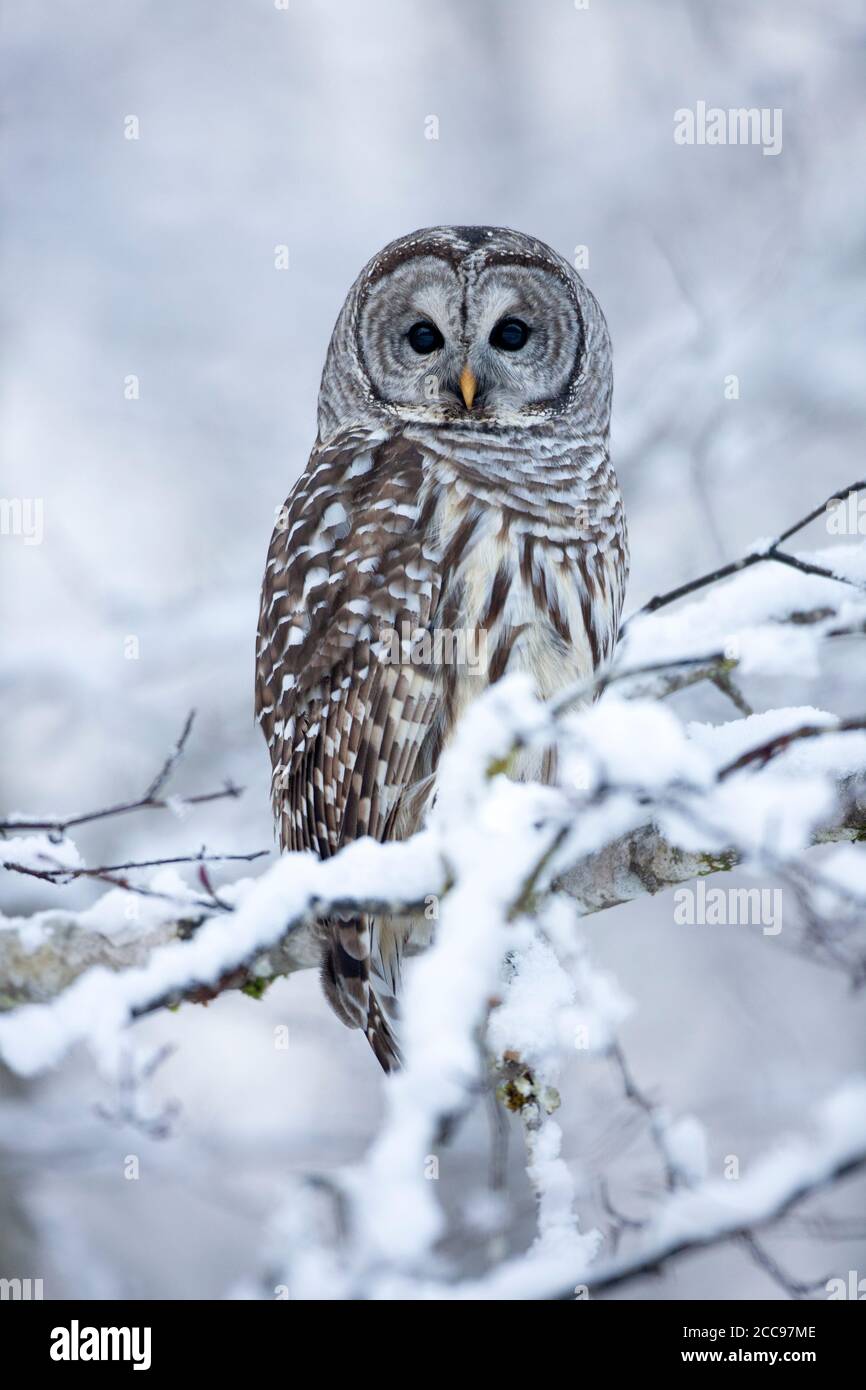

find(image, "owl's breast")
[425,473,624,736]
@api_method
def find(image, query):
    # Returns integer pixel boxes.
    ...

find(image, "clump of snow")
[728,624,822,678]
[488,935,575,1072]
[659,1113,709,1187]
[746,536,776,557]
[524,1116,601,1267]
[807,844,866,914]
[686,706,836,766]
[1,834,83,873]
[564,695,712,793]
[79,868,208,937]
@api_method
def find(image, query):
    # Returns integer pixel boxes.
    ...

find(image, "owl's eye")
[407,321,444,354]
[489,317,530,351]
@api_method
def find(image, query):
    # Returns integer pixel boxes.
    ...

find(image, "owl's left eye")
[407,321,444,354]
[489,317,530,351]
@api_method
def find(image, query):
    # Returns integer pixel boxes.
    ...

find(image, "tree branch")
[628,479,866,625]
[569,1143,866,1300]
[2,772,862,1014]
[0,711,243,836]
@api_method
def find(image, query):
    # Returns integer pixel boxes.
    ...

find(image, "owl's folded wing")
[255,426,442,855]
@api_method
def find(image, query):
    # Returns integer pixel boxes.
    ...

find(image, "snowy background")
[2,0,865,1298]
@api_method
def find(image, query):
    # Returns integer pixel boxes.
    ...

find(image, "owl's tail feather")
[320,916,403,1073]
[365,993,403,1074]
[320,916,370,1030]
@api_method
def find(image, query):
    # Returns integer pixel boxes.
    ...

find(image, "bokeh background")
[2,0,865,1298]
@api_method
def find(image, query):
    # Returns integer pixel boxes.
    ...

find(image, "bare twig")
[0,784,243,837]
[740,1232,828,1300]
[0,783,244,834]
[2,848,270,884]
[709,667,753,717]
[142,710,196,801]
[94,1042,181,1140]
[609,1043,680,1191]
[0,710,243,836]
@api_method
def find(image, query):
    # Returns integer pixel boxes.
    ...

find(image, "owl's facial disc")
[461,263,583,417]
[356,255,464,418]
[356,253,583,424]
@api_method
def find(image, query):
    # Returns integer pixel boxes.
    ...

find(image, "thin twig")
[555,1151,866,1300]
[0,784,243,837]
[2,848,270,883]
[709,668,753,717]
[142,710,196,801]
[627,479,866,626]
[740,1232,829,1300]
[0,710,243,835]
[2,859,226,912]
[718,715,866,780]
[609,1043,679,1192]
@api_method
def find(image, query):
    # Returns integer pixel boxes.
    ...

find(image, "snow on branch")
[0,834,443,1073]
[0,709,245,838]
[2,756,863,1021]
[1,481,865,1299]
[627,476,866,624]
[2,494,866,1061]
[375,1079,866,1300]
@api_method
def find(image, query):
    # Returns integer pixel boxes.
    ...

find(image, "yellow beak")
[459,364,477,410]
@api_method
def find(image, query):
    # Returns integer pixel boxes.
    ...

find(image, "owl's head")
[317,226,612,440]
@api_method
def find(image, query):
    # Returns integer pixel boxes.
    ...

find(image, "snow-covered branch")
[2,762,863,1019]
[2,482,865,1301]
[388,1079,866,1300]
[3,507,866,1055]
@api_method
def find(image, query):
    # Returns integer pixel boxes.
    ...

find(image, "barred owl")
[256,226,628,1070]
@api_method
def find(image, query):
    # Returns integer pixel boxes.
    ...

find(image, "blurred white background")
[2,0,865,1299]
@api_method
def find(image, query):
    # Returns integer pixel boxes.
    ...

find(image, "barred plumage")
[256,226,628,1070]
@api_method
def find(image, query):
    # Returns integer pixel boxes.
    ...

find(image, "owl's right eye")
[407,321,444,354]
